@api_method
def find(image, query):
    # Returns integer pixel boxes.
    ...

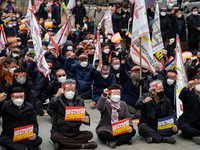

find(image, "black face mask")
[88,54,94,60]
[157,91,164,99]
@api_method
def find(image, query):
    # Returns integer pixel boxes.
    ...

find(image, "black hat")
[97,3,102,6]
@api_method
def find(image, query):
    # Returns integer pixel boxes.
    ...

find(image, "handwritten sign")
[157,116,174,132]
[65,106,86,121]
[13,125,34,142]
[112,118,130,136]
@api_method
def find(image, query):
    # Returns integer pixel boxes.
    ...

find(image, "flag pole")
[139,37,142,97]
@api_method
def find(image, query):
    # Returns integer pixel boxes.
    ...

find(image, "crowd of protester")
[0,0,199,149]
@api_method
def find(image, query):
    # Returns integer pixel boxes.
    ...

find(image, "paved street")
[0,101,198,150]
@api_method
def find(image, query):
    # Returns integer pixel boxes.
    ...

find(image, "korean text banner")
[65,106,86,121]
[112,118,130,136]
[13,125,34,142]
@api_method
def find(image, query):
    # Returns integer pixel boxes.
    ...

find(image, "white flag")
[65,0,76,27]
[93,30,102,70]
[104,7,114,36]
[130,0,156,72]
[152,3,164,54]
[0,26,7,50]
[31,12,50,77]
[175,35,188,118]
[25,0,32,22]
[48,20,70,48]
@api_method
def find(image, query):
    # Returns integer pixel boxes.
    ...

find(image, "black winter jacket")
[39,2,48,20]
[0,100,39,137]
[50,94,90,137]
[112,12,123,33]
[52,3,61,25]
[72,4,86,26]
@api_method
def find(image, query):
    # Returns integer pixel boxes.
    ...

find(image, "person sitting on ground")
[0,87,42,150]
[178,75,200,144]
[135,80,178,144]
[96,84,136,148]
[50,79,97,149]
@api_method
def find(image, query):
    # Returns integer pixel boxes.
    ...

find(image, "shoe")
[126,139,132,145]
[43,98,49,105]
[54,143,60,150]
[162,137,176,144]
[106,141,117,148]
[90,101,96,109]
[145,137,153,143]
[36,101,44,116]
[82,141,98,149]
[192,136,200,144]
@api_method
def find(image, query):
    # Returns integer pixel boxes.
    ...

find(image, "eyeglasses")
[58,74,66,78]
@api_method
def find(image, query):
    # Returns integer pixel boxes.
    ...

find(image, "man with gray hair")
[135,80,179,144]
[49,79,97,149]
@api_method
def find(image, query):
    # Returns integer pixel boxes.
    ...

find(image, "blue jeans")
[93,27,97,37]
[92,94,100,102]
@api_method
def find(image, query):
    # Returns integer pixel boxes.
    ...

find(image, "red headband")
[155,68,161,72]
[65,51,73,55]
[11,48,21,53]
[101,70,110,74]
[48,63,52,66]
[56,70,66,76]
[62,84,76,88]
[8,43,17,48]
[7,63,17,66]
[28,57,33,60]
[12,92,24,97]
[167,72,177,77]
[108,89,121,94]
[194,79,200,82]
[14,72,27,75]
[76,45,84,49]
[103,45,109,49]
[197,71,200,75]
[131,66,140,71]
[150,83,163,88]
[78,55,88,59]
[112,59,120,63]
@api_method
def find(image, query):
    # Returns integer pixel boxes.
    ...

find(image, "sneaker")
[162,137,176,144]
[106,141,117,148]
[43,98,49,105]
[36,101,44,116]
[145,137,153,143]
[82,141,98,149]
[90,101,96,109]
[192,136,200,144]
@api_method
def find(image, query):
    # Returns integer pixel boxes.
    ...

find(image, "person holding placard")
[96,84,136,148]
[0,87,42,150]
[136,80,178,144]
[50,79,97,149]
[178,75,200,144]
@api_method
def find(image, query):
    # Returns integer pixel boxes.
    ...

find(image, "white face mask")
[12,53,19,58]
[13,98,24,106]
[192,11,198,15]
[107,35,112,39]
[58,76,66,83]
[16,15,19,18]
[80,61,88,67]
[64,91,75,99]
[113,65,120,70]
[178,14,182,18]
[167,79,175,85]
[67,46,73,50]
[17,77,26,85]
[123,9,127,12]
[12,17,16,20]
[17,42,21,46]
[8,24,13,28]
[13,23,16,26]
[48,14,52,18]
[100,39,103,43]
[39,21,43,24]
[102,74,109,79]
[160,12,166,16]
[118,11,121,14]
[111,95,120,103]
[9,68,17,73]
[103,49,110,54]
[195,84,200,92]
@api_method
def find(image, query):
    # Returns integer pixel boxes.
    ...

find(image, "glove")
[191,59,197,68]
[121,51,127,61]
[44,7,48,12]
[139,80,144,87]
[88,39,93,45]
[94,60,99,69]
[33,56,37,62]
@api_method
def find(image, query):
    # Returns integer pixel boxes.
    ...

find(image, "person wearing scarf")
[96,84,135,148]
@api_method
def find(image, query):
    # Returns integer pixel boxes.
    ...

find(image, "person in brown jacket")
[0,57,17,89]
[96,84,136,148]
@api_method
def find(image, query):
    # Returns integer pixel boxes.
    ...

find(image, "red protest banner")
[65,106,86,121]
[13,125,34,142]
[112,118,130,136]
